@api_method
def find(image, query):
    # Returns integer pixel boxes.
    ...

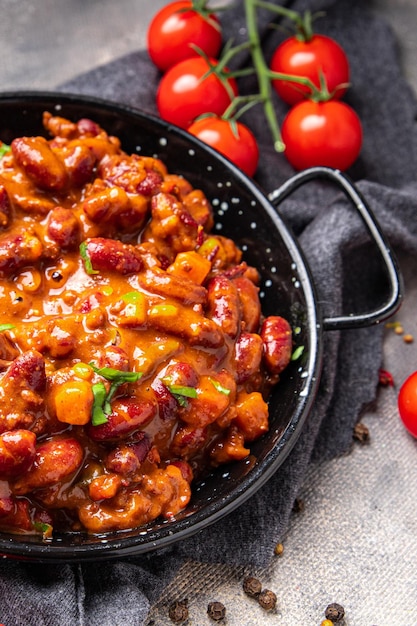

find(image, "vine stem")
[244,0,285,151]
[243,0,321,152]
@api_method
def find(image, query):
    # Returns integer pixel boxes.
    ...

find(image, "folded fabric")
[1,0,417,624]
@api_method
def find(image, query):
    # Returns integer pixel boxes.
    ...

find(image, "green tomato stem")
[244,0,285,151]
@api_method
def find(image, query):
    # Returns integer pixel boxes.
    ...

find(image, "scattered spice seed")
[320,620,334,626]
[258,589,277,611]
[292,497,305,513]
[378,368,394,387]
[353,422,370,444]
[274,542,284,556]
[403,333,414,344]
[168,600,189,623]
[325,602,345,622]
[207,601,226,621]
[242,576,262,598]
[394,324,404,335]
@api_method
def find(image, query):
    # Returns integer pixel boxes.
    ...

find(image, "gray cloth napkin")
[1,1,417,624]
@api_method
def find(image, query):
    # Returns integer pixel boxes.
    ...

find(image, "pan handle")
[268,166,403,331]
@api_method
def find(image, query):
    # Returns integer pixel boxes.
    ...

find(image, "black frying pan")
[0,93,402,561]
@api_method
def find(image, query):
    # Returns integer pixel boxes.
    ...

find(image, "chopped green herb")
[209,377,231,395]
[291,345,305,361]
[89,364,142,383]
[33,521,53,540]
[0,143,11,158]
[91,382,110,426]
[162,380,198,407]
[79,241,99,275]
[0,323,15,332]
[121,291,143,303]
[89,364,142,426]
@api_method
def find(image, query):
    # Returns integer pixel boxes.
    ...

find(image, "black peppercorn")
[168,600,189,623]
[258,589,277,611]
[51,271,63,282]
[207,601,226,621]
[325,602,345,622]
[292,497,305,513]
[242,576,262,598]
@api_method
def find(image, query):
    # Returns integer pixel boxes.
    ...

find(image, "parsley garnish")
[33,521,53,540]
[79,241,99,275]
[89,364,142,426]
[209,377,231,395]
[291,345,305,361]
[0,323,15,332]
[0,143,11,158]
[162,380,198,407]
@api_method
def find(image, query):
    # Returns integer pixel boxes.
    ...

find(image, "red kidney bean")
[0,185,11,228]
[233,275,261,332]
[0,230,43,275]
[82,237,143,275]
[170,424,207,459]
[260,315,293,375]
[105,435,152,475]
[164,361,199,389]
[234,332,263,383]
[138,268,207,306]
[0,495,14,518]
[0,430,37,479]
[148,302,224,348]
[12,437,84,495]
[182,188,214,230]
[6,350,46,393]
[77,118,102,137]
[92,346,131,372]
[43,112,78,139]
[206,274,241,338]
[47,206,80,250]
[0,498,32,530]
[62,142,96,187]
[136,169,163,196]
[151,378,179,421]
[87,398,157,441]
[83,186,130,224]
[0,352,46,434]
[11,136,68,191]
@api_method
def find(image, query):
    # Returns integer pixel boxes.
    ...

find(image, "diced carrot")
[167,250,212,285]
[54,380,94,425]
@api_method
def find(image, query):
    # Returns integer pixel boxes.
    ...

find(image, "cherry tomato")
[147,1,222,73]
[398,371,417,438]
[187,117,259,177]
[270,34,350,105]
[281,100,362,171]
[156,57,238,129]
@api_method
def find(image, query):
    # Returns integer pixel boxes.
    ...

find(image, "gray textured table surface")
[1,1,416,625]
